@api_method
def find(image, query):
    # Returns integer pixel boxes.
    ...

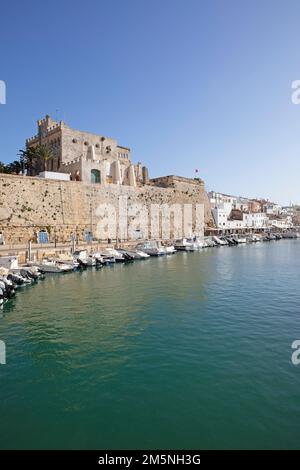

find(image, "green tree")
[0,161,7,173]
[36,144,53,171]
[18,146,37,175]
[5,160,23,174]
[18,144,53,174]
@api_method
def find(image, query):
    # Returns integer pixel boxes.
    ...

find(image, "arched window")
[91,169,101,184]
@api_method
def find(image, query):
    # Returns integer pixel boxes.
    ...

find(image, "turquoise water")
[0,240,300,449]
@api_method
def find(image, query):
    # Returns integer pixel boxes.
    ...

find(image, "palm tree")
[18,147,37,174]
[36,144,53,171]
[18,144,53,174]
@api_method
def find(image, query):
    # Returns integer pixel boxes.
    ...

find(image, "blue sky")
[0,0,300,204]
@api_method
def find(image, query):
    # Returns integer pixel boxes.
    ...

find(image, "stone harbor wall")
[0,174,214,244]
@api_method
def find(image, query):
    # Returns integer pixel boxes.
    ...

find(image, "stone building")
[0,115,216,245]
[26,115,149,186]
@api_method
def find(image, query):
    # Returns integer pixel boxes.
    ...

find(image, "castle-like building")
[26,115,149,186]
[0,115,213,245]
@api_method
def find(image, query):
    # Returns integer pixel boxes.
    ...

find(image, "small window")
[37,230,49,244]
[84,231,93,242]
[72,138,77,143]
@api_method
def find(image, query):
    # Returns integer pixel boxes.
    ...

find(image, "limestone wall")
[0,174,213,244]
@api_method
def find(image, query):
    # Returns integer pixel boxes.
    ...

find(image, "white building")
[234,197,250,212]
[209,191,237,208]
[209,192,251,212]
[263,202,282,215]
[209,190,294,232]
[210,191,267,231]
[268,216,293,230]
[211,206,230,229]
[243,212,269,229]
[212,207,268,231]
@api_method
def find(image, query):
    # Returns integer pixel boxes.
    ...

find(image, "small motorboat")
[232,236,247,244]
[225,236,236,245]
[105,248,127,262]
[136,241,166,256]
[248,235,261,242]
[204,237,217,247]
[96,252,116,264]
[212,236,227,246]
[54,253,79,270]
[187,237,206,249]
[118,249,149,260]
[34,259,73,273]
[73,250,92,267]
[134,250,150,259]
[174,239,195,251]
[165,245,176,254]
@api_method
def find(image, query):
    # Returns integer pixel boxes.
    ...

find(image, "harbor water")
[0,240,300,449]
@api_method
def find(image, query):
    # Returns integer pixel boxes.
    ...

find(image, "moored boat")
[165,245,176,254]
[212,236,227,246]
[174,238,195,251]
[34,259,73,273]
[136,241,166,256]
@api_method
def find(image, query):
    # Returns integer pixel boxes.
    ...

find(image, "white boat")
[204,237,216,247]
[12,265,43,280]
[73,249,97,266]
[54,253,79,269]
[248,234,261,242]
[193,237,208,248]
[165,245,176,254]
[174,238,196,251]
[0,256,19,270]
[105,248,126,262]
[93,250,116,264]
[212,236,227,246]
[34,259,73,273]
[135,250,150,258]
[187,237,205,250]
[136,241,166,256]
[118,249,150,259]
[91,252,105,264]
[219,237,229,245]
[201,238,210,248]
